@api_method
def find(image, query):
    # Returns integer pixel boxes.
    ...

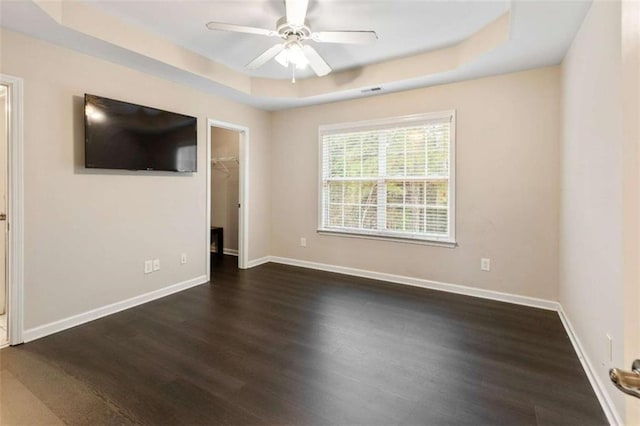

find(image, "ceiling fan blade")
[285,0,309,27]
[302,45,331,76]
[246,43,285,69]
[311,31,378,44]
[206,22,276,37]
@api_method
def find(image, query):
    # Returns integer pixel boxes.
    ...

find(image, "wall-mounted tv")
[84,94,197,172]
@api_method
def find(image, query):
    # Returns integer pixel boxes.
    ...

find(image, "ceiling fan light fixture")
[206,0,377,78]
[275,42,309,69]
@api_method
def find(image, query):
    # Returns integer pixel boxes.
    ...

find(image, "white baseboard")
[246,256,271,268]
[266,256,618,423]
[557,305,623,426]
[268,256,558,311]
[17,254,620,425]
[223,248,238,256]
[269,255,627,424]
[22,275,208,343]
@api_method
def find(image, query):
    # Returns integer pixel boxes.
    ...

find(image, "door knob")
[610,359,640,399]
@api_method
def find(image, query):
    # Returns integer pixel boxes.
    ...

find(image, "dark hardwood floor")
[6,255,607,425]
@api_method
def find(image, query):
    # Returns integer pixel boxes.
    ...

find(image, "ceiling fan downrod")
[205,0,377,78]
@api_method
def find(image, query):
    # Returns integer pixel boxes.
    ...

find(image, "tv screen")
[84,94,197,172]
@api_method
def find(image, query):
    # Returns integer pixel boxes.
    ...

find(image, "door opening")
[0,73,24,347]
[206,119,249,279]
[210,126,240,270]
[0,85,7,346]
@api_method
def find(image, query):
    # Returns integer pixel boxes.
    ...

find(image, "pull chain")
[291,64,296,84]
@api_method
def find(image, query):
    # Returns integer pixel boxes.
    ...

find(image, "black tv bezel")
[84,93,198,173]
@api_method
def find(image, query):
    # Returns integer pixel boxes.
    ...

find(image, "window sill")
[316,229,458,248]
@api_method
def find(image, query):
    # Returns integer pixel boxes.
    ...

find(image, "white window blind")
[319,111,455,244]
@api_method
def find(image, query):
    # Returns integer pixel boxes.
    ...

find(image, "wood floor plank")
[3,255,607,425]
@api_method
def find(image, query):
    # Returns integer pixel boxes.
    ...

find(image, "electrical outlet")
[181,253,187,264]
[144,260,153,274]
[153,259,160,271]
[481,258,491,271]
[300,237,307,247]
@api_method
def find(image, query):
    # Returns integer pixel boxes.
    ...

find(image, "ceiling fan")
[206,0,378,82]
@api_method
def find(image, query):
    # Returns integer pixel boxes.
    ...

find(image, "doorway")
[206,119,249,279]
[0,74,24,347]
[0,85,7,346]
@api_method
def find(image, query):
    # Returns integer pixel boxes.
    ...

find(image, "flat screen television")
[84,94,197,172]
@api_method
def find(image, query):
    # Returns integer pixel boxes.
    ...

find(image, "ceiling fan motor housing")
[206,0,376,77]
[276,16,311,40]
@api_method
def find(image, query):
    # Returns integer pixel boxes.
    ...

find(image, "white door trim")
[1,74,24,345]
[206,119,249,277]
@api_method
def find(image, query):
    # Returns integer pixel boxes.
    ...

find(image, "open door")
[0,85,6,346]
[0,73,24,347]
[609,1,640,422]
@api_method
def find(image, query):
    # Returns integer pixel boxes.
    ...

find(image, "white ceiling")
[86,0,510,79]
[0,0,592,110]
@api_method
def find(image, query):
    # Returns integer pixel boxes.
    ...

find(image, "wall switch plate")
[152,259,160,271]
[144,260,153,274]
[300,237,307,247]
[181,253,187,264]
[481,258,491,271]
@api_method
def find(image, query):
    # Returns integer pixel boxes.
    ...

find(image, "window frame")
[317,110,457,247]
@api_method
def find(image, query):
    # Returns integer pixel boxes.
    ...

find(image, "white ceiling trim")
[33,0,251,93]
[32,0,509,102]
[2,0,592,110]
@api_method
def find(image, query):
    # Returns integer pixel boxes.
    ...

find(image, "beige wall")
[211,127,239,252]
[0,29,271,330]
[271,67,561,300]
[560,0,627,420]
[4,15,636,422]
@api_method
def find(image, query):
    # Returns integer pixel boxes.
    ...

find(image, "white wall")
[0,28,271,330]
[271,67,561,301]
[560,0,626,421]
[211,127,239,252]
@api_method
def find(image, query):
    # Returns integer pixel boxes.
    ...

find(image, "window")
[318,111,455,245]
